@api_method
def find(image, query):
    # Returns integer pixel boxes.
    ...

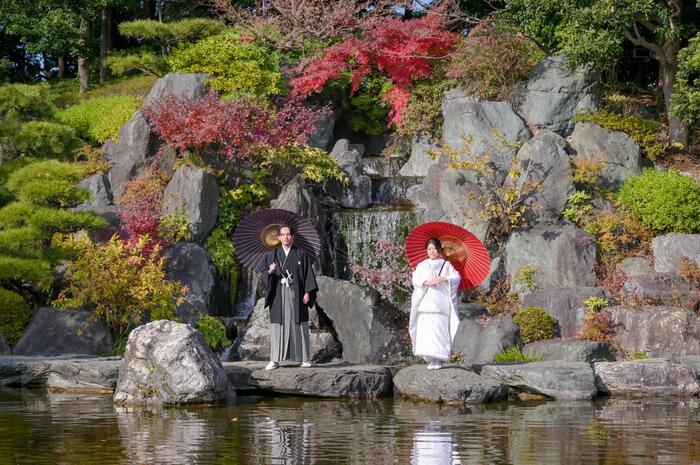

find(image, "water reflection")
[410,422,460,465]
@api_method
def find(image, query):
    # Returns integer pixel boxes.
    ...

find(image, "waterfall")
[233,268,259,320]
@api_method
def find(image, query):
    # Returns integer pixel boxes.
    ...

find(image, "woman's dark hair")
[277,224,295,236]
[425,237,443,252]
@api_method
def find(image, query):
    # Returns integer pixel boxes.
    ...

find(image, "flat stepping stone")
[480,361,597,400]
[224,361,391,398]
[393,365,508,404]
[0,356,120,393]
[594,359,700,397]
[679,356,700,379]
[524,339,614,362]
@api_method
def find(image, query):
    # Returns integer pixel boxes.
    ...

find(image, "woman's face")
[426,243,440,259]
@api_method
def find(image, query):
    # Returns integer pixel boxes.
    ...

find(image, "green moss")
[513,306,557,343]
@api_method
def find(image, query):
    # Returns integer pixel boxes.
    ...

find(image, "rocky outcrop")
[399,135,440,177]
[504,221,597,296]
[163,243,218,325]
[479,361,597,400]
[307,107,335,150]
[325,140,372,209]
[77,174,112,208]
[143,72,212,108]
[315,276,413,365]
[161,165,218,243]
[609,306,700,359]
[393,365,508,404]
[594,359,700,397]
[651,233,700,273]
[513,130,573,221]
[13,308,113,356]
[46,357,121,393]
[113,320,233,405]
[515,56,601,135]
[106,110,160,202]
[569,123,642,189]
[454,313,521,364]
[616,256,653,277]
[521,287,610,337]
[678,355,700,378]
[621,272,700,309]
[523,339,615,362]
[248,362,392,398]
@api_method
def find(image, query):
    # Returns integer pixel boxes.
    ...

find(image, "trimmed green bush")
[16,121,81,159]
[168,29,282,97]
[55,95,141,144]
[0,288,32,346]
[513,306,557,343]
[618,169,700,233]
[195,315,231,351]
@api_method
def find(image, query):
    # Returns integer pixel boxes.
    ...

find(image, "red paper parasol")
[232,209,321,273]
[405,222,490,290]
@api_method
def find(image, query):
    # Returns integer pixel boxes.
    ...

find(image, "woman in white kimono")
[409,238,461,370]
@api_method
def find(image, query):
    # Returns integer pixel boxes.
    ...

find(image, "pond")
[1,389,699,464]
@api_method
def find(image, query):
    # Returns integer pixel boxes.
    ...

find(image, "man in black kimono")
[262,224,318,370]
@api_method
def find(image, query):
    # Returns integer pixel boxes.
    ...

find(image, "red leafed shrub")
[580,309,615,342]
[145,93,321,159]
[118,170,169,253]
[289,13,460,127]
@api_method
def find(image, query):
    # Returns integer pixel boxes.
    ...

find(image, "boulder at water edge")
[113,320,233,405]
[315,276,413,365]
[594,359,700,397]
[479,361,597,400]
[13,307,113,356]
[393,365,508,404]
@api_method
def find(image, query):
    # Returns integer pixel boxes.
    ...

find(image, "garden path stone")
[594,359,700,397]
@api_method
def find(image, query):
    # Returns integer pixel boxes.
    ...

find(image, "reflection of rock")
[594,359,700,397]
[115,405,226,465]
[479,361,597,400]
[113,320,233,405]
[393,365,508,404]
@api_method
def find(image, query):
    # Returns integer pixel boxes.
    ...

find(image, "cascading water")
[232,268,259,320]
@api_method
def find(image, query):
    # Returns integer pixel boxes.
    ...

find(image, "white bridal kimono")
[409,258,461,361]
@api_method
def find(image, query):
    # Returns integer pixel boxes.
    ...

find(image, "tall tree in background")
[503,0,698,147]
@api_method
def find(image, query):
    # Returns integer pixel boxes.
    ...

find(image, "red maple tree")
[289,13,460,127]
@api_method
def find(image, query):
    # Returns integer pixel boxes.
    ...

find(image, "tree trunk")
[57,56,66,78]
[100,7,113,83]
[78,19,90,93]
[659,42,688,147]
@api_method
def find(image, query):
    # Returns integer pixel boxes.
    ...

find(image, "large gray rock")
[46,357,121,393]
[616,256,653,277]
[480,361,597,400]
[393,365,508,404]
[678,355,700,378]
[113,320,233,405]
[161,165,218,243]
[325,139,372,209]
[77,174,112,207]
[521,287,610,337]
[569,123,642,189]
[594,359,700,397]
[163,243,217,325]
[454,312,521,364]
[307,107,335,150]
[232,298,340,363]
[622,272,700,309]
[315,276,413,365]
[505,221,597,295]
[513,130,573,220]
[652,233,700,273]
[248,363,392,398]
[524,339,615,362]
[107,110,160,202]
[13,308,113,356]
[0,334,9,355]
[442,89,531,185]
[399,134,440,177]
[143,72,211,108]
[0,356,53,386]
[515,56,601,135]
[609,306,700,359]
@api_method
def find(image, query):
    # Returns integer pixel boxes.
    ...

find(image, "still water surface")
[0,388,699,464]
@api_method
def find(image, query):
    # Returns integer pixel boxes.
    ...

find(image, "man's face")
[278,227,293,247]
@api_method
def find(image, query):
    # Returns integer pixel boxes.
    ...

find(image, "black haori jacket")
[262,245,318,324]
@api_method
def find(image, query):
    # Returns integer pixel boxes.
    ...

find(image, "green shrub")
[119,18,226,44]
[584,209,652,267]
[16,121,81,159]
[0,256,52,287]
[671,32,700,128]
[562,191,593,225]
[168,29,282,97]
[618,169,700,233]
[204,227,236,276]
[624,351,649,361]
[195,315,231,351]
[513,306,557,343]
[397,75,455,139]
[492,346,543,363]
[574,111,667,160]
[158,211,192,242]
[54,235,189,339]
[345,75,390,136]
[55,95,141,144]
[106,50,169,78]
[0,288,32,346]
[583,296,609,312]
[0,83,55,121]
